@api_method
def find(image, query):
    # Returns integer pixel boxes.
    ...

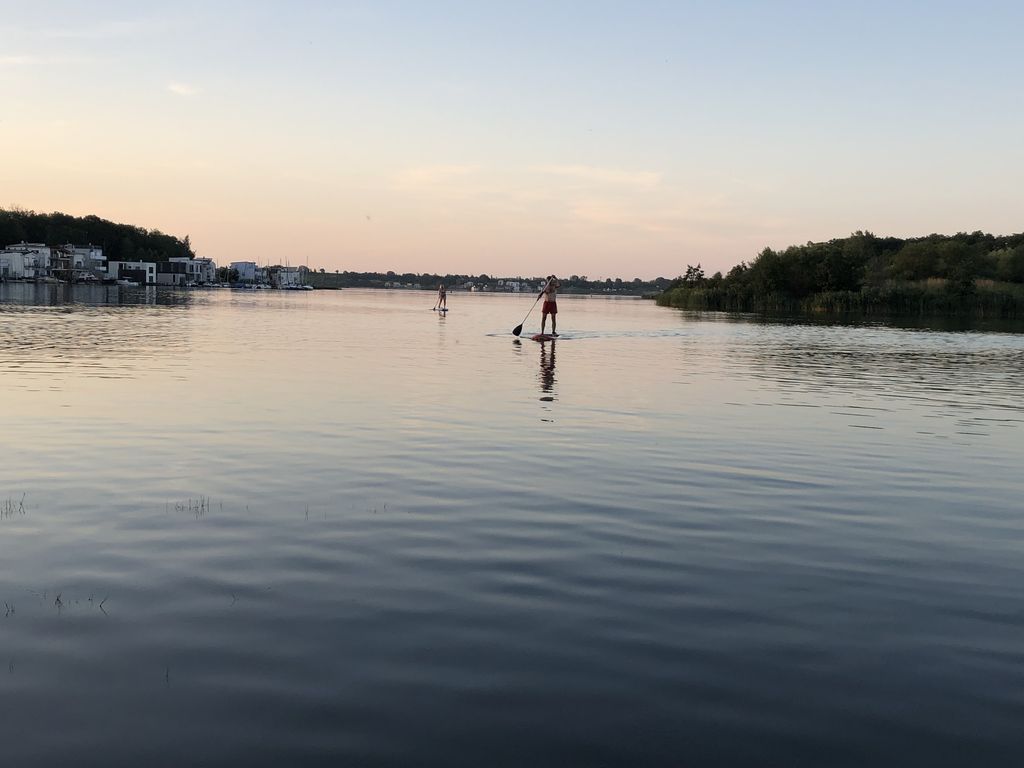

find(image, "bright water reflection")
[1,284,1023,766]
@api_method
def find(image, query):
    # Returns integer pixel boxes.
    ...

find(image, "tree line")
[0,207,195,263]
[658,231,1024,317]
[0,208,678,292]
[306,270,676,294]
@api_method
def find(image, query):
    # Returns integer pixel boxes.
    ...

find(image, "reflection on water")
[0,281,196,307]
[0,284,194,383]
[2,289,1024,766]
[538,339,556,399]
[696,321,1024,444]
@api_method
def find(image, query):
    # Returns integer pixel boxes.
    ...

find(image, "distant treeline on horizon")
[658,231,1024,318]
[2,207,679,290]
[1,207,195,263]
[12,210,1024,314]
[0,208,675,292]
[322,270,676,293]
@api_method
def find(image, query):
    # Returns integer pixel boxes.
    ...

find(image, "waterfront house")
[2,242,52,279]
[270,266,302,288]
[169,256,204,285]
[0,250,33,279]
[63,244,106,273]
[108,260,157,285]
[193,257,217,284]
[157,260,188,286]
[230,261,257,283]
[50,244,106,282]
[170,256,218,285]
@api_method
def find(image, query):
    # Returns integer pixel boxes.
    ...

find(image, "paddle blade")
[512,323,523,336]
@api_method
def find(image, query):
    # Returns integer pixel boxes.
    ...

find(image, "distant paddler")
[539,275,560,336]
[435,282,447,311]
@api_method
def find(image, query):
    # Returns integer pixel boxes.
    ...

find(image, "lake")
[2,283,1023,766]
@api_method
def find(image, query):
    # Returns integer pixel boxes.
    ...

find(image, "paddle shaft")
[512,293,544,336]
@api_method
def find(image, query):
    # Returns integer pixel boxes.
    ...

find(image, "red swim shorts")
[542,300,557,315]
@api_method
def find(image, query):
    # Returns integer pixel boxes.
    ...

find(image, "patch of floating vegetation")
[166,496,216,517]
[3,589,110,618]
[1,493,26,519]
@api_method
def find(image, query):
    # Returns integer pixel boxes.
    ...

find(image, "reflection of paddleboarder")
[539,275,560,336]
[539,339,556,394]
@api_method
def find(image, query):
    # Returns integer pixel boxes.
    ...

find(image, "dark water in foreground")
[2,284,1023,766]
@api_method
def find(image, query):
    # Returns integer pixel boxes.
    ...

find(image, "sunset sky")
[2,1,1022,279]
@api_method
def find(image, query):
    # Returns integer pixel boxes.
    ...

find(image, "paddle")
[512,293,543,336]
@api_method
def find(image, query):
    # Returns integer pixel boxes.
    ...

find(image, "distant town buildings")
[0,239,328,291]
[0,241,223,287]
[270,266,302,288]
[2,241,615,295]
[0,242,108,281]
[381,279,544,293]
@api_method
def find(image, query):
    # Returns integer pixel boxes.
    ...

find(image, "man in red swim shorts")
[539,275,560,336]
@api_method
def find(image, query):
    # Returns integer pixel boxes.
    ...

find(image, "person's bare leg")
[541,311,547,334]
[551,314,557,336]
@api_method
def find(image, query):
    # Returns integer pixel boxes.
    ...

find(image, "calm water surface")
[2,284,1023,766]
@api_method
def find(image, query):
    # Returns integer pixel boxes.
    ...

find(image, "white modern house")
[270,266,302,288]
[169,256,202,285]
[166,256,218,285]
[50,243,106,281]
[230,261,257,283]
[193,257,217,284]
[107,260,157,285]
[157,260,188,286]
[63,243,105,272]
[1,242,51,279]
[0,250,32,279]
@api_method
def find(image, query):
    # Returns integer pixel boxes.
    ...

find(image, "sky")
[1,1,1022,279]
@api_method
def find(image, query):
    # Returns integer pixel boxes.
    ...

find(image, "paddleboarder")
[539,275,560,336]
[436,282,447,310]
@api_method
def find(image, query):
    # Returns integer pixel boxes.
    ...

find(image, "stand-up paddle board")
[531,333,558,341]
[433,307,449,312]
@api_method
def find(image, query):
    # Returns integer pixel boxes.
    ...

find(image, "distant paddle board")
[531,333,558,342]
[433,307,449,312]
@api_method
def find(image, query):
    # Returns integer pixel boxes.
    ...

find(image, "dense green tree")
[749,247,787,294]
[939,241,977,294]
[890,240,939,281]
[994,246,1024,283]
[682,263,706,285]
[657,230,1024,318]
